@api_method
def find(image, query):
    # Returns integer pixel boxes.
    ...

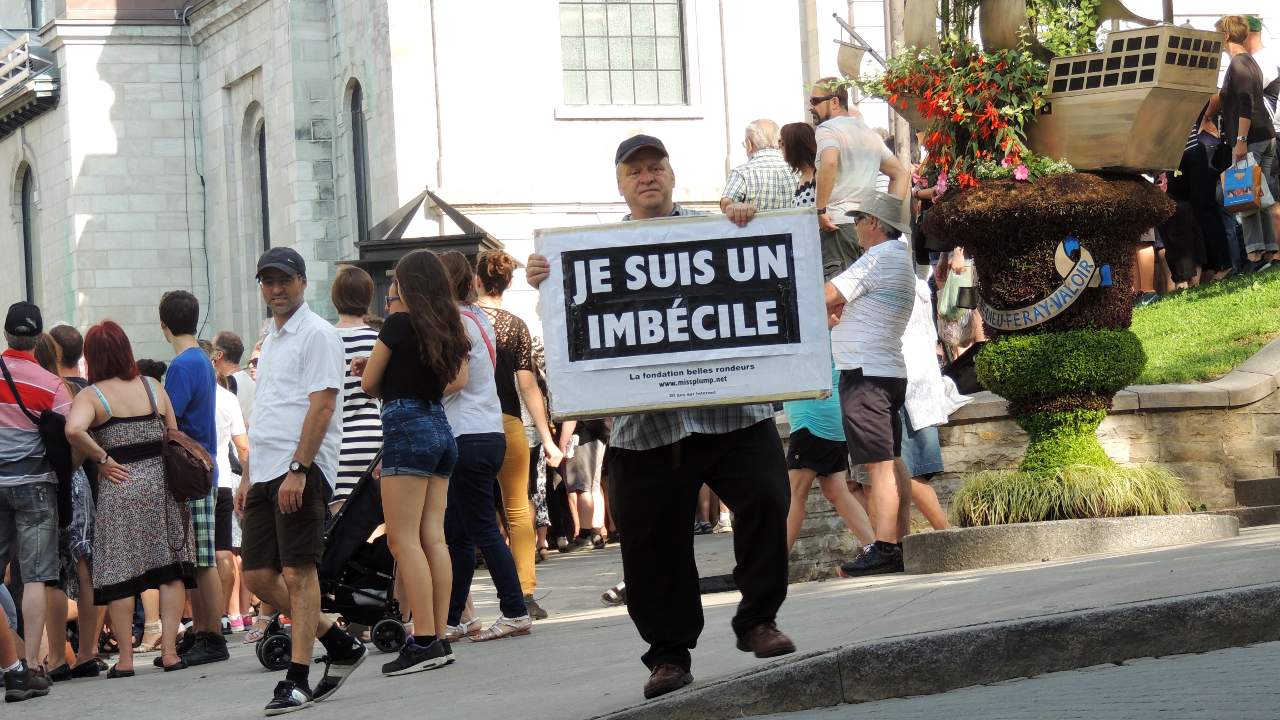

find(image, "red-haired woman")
[64,321,195,677]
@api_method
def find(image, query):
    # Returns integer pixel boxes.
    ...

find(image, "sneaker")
[524,594,548,620]
[221,615,233,636]
[471,615,533,642]
[313,640,367,703]
[693,521,714,535]
[838,541,904,578]
[4,664,51,702]
[442,640,455,665]
[381,639,450,676]
[230,616,246,632]
[183,632,230,666]
[264,680,312,716]
[711,522,733,534]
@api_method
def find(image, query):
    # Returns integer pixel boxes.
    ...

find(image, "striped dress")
[336,325,382,499]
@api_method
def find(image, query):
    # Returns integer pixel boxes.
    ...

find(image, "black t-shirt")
[1221,53,1277,145]
[378,313,444,404]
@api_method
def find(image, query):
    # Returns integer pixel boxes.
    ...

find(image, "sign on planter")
[535,209,831,420]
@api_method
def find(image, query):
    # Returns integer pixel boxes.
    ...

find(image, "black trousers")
[607,419,790,671]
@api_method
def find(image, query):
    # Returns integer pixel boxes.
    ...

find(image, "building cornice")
[186,0,270,45]
[40,22,186,52]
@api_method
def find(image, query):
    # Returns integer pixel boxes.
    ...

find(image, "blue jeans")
[444,433,527,623]
[1240,139,1279,255]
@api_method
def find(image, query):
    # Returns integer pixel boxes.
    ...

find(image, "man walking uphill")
[158,290,229,668]
[526,135,796,701]
[236,247,366,716]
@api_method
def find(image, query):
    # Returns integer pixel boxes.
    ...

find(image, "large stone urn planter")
[924,173,1174,475]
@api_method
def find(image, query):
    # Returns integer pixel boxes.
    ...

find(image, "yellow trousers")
[499,414,536,595]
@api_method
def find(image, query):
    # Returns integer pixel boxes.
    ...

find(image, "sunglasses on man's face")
[809,94,837,106]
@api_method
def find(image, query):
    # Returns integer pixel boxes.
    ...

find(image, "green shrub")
[951,465,1192,527]
[1017,408,1112,473]
[977,329,1146,407]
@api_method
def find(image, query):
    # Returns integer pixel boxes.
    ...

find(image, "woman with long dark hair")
[780,122,818,209]
[437,251,533,642]
[63,321,195,676]
[474,251,561,620]
[360,250,470,675]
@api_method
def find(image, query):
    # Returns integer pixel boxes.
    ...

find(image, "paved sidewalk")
[17,527,1280,720]
[759,642,1280,720]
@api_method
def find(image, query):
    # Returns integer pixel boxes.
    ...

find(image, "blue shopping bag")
[1221,156,1265,214]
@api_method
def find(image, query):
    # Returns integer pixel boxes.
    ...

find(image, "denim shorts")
[382,399,457,479]
[900,412,944,480]
[0,482,59,584]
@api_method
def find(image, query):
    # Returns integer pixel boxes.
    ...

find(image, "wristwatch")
[289,460,311,475]
[97,452,110,465]
[816,207,827,214]
[1236,135,1248,144]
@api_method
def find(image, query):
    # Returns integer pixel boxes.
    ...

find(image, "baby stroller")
[255,450,408,670]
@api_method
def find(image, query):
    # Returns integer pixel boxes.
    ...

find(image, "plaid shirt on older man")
[721,148,798,211]
[610,204,778,451]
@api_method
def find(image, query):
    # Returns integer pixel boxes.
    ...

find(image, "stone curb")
[591,583,1280,720]
[901,514,1239,574]
[949,337,1280,423]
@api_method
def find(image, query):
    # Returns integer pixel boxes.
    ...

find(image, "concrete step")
[1207,505,1280,529]
[1233,478,1280,508]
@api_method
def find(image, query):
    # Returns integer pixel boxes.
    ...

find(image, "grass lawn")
[1130,269,1280,384]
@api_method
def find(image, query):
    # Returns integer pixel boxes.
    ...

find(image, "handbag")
[1222,155,1266,214]
[141,377,214,503]
[0,357,74,526]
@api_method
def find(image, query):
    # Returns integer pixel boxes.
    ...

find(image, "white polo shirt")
[829,238,916,378]
[248,302,345,488]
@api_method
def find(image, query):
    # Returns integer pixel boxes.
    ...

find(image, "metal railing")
[0,33,53,102]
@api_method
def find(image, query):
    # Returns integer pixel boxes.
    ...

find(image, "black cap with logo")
[614,134,669,165]
[256,247,307,279]
[4,301,42,337]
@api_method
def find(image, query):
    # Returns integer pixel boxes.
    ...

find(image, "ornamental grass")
[950,465,1192,527]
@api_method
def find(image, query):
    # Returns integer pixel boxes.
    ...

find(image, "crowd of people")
[0,12,1276,714]
[1135,14,1278,300]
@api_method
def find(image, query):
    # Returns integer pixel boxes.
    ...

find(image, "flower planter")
[904,0,940,52]
[979,0,1032,51]
[888,92,930,130]
[924,173,1174,472]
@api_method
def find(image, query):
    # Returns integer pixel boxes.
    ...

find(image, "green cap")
[1247,16,1262,32]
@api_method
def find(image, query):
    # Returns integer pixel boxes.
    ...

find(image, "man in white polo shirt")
[235,247,366,716]
[823,192,917,576]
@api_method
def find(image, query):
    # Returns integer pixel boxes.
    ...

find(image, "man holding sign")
[527,135,795,700]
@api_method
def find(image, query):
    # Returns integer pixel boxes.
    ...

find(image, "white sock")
[3,661,21,673]
[719,512,731,524]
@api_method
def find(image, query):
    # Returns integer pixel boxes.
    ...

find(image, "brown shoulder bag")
[142,377,214,502]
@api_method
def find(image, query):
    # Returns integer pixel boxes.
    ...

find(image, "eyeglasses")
[386,295,401,307]
[809,94,837,106]
[247,358,258,369]
[849,212,868,225]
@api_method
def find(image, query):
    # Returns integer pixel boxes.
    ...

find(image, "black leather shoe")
[839,541,904,577]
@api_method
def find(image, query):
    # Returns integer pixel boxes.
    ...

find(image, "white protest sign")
[535,208,831,420]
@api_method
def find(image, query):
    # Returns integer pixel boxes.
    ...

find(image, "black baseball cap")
[615,134,669,165]
[256,246,307,279]
[4,301,42,337]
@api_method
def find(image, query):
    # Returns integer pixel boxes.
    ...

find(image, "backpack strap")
[0,357,40,425]
[461,310,497,366]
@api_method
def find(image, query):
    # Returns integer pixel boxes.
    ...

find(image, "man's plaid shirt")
[609,204,777,451]
[721,148,798,211]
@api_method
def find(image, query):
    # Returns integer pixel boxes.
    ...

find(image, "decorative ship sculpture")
[1025,25,1223,173]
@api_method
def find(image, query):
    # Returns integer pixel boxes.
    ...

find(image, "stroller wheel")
[372,618,406,653]
[258,633,292,671]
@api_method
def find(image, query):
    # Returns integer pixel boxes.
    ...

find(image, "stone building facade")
[1,0,896,358]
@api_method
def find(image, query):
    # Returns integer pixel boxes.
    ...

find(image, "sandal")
[135,621,163,654]
[244,615,271,644]
[107,665,134,679]
[442,618,481,642]
[162,656,188,672]
[536,547,549,563]
[470,615,532,642]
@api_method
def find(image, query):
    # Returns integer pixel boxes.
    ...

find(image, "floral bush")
[853,39,1072,192]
